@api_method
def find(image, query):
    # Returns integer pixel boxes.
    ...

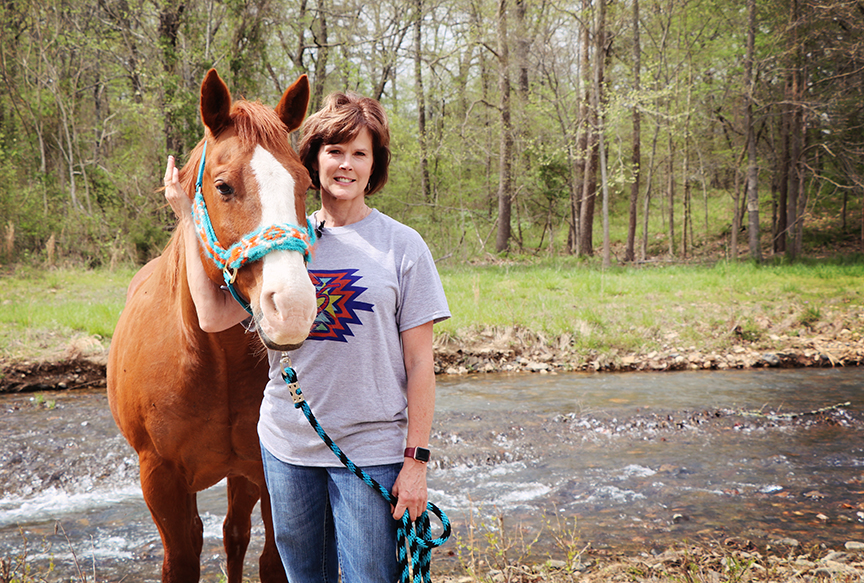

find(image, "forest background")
[0,0,862,267]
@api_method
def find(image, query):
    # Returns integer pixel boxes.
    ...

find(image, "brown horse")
[107,69,316,583]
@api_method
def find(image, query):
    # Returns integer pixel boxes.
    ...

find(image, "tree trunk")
[860,185,864,253]
[579,126,598,256]
[310,0,329,113]
[666,130,675,257]
[495,0,513,253]
[625,0,641,263]
[158,0,185,155]
[570,0,591,255]
[794,126,807,256]
[594,0,610,268]
[515,0,529,97]
[744,0,762,262]
[775,74,790,254]
[229,0,267,97]
[682,69,692,258]
[731,170,741,261]
[785,0,801,261]
[577,0,599,257]
[640,118,661,261]
[414,0,431,202]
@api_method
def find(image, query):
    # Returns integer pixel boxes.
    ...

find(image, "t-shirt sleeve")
[396,237,451,332]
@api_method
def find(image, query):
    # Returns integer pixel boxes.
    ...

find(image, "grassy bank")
[2,257,864,365]
[437,256,864,353]
[0,266,135,362]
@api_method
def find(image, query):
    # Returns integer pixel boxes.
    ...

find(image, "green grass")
[0,266,135,360]
[436,256,864,355]
[2,257,864,362]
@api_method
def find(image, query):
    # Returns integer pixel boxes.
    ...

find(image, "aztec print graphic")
[308,269,374,342]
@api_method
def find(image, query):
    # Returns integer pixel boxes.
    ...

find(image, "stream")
[2,367,864,580]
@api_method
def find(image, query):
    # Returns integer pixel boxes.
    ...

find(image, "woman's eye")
[215,182,234,196]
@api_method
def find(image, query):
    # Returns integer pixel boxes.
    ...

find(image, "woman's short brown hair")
[298,92,391,196]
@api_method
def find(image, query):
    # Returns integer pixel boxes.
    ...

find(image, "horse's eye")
[215,182,234,197]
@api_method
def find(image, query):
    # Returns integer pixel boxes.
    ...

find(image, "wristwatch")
[404,446,431,463]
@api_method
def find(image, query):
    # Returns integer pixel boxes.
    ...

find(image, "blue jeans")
[261,444,401,583]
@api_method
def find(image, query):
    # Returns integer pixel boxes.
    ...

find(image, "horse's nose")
[257,253,316,345]
[261,283,316,328]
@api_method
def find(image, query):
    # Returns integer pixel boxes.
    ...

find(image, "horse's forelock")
[175,101,293,197]
[231,101,291,154]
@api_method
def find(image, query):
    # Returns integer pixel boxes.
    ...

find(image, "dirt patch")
[433,325,864,375]
[0,358,107,393]
[3,325,864,394]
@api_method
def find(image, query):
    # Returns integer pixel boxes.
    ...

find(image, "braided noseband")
[192,141,317,314]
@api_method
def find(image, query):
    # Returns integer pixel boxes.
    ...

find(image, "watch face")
[414,447,431,462]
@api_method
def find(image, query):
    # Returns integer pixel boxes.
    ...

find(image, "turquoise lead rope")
[279,354,451,583]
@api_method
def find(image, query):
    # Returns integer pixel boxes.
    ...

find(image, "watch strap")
[404,446,431,463]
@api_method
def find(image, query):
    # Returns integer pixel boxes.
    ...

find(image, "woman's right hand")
[164,156,192,220]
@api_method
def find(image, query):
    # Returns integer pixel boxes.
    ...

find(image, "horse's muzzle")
[254,318,309,352]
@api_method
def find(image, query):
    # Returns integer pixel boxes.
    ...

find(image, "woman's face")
[314,128,374,204]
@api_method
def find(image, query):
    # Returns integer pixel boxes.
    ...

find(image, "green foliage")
[0,523,101,583]
[454,506,544,581]
[5,259,863,364]
[0,0,862,266]
[32,393,57,409]
[798,305,822,329]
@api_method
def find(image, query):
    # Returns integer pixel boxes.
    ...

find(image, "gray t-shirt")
[258,209,450,467]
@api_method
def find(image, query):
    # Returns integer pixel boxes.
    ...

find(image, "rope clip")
[287,382,304,405]
[279,353,304,405]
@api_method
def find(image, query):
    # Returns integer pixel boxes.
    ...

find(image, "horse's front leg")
[139,451,204,583]
[224,476,258,583]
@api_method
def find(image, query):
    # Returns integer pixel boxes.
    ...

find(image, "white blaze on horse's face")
[249,145,317,348]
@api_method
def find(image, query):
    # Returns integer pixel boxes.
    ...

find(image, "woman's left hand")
[391,459,428,521]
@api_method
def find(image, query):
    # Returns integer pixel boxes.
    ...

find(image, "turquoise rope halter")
[192,141,317,314]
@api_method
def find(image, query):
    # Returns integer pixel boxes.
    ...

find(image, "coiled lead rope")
[280,354,450,583]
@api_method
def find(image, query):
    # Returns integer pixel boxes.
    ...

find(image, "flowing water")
[2,367,864,581]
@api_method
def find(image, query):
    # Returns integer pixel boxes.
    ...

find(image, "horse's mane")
[161,228,209,351]
[162,229,185,306]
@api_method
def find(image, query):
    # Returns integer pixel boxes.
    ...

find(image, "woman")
[164,91,450,583]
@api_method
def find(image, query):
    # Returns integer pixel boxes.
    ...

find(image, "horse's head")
[183,69,316,350]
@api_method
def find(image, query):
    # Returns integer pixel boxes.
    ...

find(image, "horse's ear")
[275,75,310,133]
[200,69,232,136]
